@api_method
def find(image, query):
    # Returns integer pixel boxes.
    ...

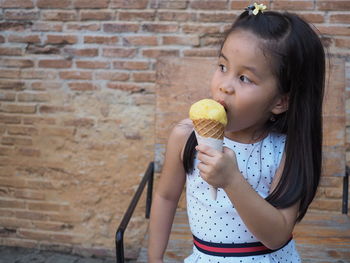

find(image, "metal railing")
[115,162,154,263]
[342,165,349,214]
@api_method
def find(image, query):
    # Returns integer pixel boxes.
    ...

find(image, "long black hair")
[183,10,325,222]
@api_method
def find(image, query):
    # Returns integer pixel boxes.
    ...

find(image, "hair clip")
[246,2,267,15]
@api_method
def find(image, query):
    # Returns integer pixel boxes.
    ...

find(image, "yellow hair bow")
[252,3,267,15]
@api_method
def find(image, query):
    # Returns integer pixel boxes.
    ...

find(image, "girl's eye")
[239,75,252,84]
[219,64,227,73]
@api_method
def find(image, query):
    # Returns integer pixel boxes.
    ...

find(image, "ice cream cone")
[189,99,227,200]
[193,119,225,139]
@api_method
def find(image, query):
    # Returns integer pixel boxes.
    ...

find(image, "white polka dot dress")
[184,133,301,263]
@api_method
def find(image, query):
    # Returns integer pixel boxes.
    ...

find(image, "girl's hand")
[196,144,240,189]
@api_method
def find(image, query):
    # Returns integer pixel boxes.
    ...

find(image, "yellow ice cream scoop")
[189,99,227,126]
[189,99,227,139]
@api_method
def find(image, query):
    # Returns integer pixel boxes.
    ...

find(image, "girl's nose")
[219,83,234,94]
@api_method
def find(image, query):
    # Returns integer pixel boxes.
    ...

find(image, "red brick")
[39,127,75,137]
[0,22,33,31]
[132,93,155,105]
[113,60,149,70]
[0,178,27,188]
[84,36,118,45]
[183,48,218,57]
[66,23,100,31]
[317,25,350,36]
[59,71,92,80]
[39,59,72,68]
[37,0,72,9]
[63,48,98,57]
[17,148,41,157]
[190,1,228,10]
[39,105,74,114]
[95,71,129,81]
[25,44,59,56]
[76,60,110,69]
[272,1,314,10]
[0,69,21,79]
[17,92,50,102]
[118,11,156,21]
[151,0,188,9]
[0,59,34,68]
[182,24,221,34]
[198,12,236,23]
[317,0,350,11]
[42,11,77,21]
[0,146,14,156]
[28,201,68,211]
[0,81,24,90]
[103,23,139,33]
[1,104,36,114]
[23,117,56,125]
[0,92,16,101]
[8,34,41,44]
[309,198,342,211]
[107,83,147,93]
[142,23,178,33]
[162,36,199,46]
[18,229,73,242]
[46,35,77,44]
[31,22,63,32]
[0,115,21,124]
[102,47,136,58]
[123,36,158,46]
[0,36,4,43]
[142,48,179,58]
[2,136,33,146]
[132,72,156,83]
[20,70,56,80]
[73,0,109,8]
[158,11,195,21]
[330,13,350,23]
[68,82,98,91]
[7,126,38,136]
[110,0,148,9]
[2,0,34,8]
[299,13,325,23]
[80,11,113,21]
[0,199,26,209]
[30,82,61,91]
[335,38,350,49]
[0,47,22,56]
[201,35,223,46]
[63,118,94,127]
[4,10,39,20]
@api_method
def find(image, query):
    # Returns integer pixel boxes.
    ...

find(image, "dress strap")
[193,235,292,257]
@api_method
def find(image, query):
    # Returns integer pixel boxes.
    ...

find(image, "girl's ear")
[271,94,289,115]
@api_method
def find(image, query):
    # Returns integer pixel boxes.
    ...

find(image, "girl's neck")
[224,129,269,144]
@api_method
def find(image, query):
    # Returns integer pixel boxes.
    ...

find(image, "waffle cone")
[193,119,225,139]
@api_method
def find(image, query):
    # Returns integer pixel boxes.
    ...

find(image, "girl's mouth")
[216,99,228,112]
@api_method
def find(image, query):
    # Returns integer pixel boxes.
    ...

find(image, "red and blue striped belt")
[193,235,292,257]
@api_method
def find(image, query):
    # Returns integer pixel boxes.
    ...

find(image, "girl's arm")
[196,145,299,250]
[148,120,192,263]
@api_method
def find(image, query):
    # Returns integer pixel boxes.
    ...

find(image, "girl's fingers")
[195,144,218,157]
[196,151,213,164]
[197,162,210,174]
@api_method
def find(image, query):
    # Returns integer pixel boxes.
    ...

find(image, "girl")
[148,4,325,263]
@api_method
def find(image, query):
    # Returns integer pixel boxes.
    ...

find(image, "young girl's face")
[211,30,283,142]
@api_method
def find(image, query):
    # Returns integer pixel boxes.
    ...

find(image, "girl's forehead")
[222,30,272,68]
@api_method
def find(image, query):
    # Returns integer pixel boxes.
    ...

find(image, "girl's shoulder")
[167,118,193,160]
[170,118,193,139]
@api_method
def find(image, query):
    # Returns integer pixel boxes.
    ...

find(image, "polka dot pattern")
[185,133,301,262]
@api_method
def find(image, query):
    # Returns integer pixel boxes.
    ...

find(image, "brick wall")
[0,0,349,259]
